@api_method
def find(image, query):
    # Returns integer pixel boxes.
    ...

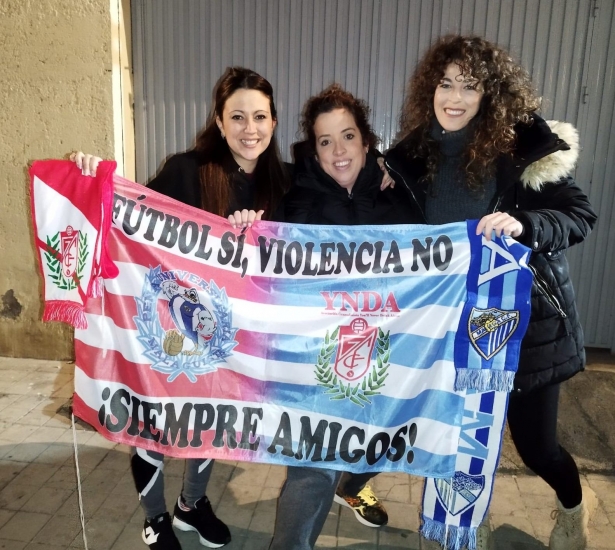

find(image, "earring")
[220,131,226,140]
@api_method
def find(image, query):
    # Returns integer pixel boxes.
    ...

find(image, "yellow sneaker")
[334,484,388,527]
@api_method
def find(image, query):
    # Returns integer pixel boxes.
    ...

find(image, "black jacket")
[146,150,293,221]
[385,115,597,393]
[146,150,257,216]
[285,153,414,226]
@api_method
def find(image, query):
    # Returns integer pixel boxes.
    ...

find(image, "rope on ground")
[72,412,89,550]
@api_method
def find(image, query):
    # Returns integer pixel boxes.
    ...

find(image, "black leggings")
[507,382,582,509]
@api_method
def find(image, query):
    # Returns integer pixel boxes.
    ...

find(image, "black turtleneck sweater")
[284,154,413,226]
[425,120,496,224]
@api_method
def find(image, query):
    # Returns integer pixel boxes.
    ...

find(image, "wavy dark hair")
[398,35,541,190]
[194,67,290,218]
[301,84,379,151]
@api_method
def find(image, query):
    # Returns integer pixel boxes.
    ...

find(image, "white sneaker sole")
[333,494,383,528]
[141,531,157,547]
[172,517,228,548]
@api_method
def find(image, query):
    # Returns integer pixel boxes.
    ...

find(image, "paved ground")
[0,351,613,550]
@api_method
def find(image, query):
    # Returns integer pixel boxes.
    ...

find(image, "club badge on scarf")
[421,389,508,550]
[29,160,118,328]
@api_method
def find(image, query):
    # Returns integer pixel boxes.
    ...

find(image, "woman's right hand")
[70,151,102,177]
[377,157,395,190]
[227,209,265,230]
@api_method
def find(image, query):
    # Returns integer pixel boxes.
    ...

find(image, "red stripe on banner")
[81,292,270,360]
[106,229,265,302]
[83,293,137,328]
[73,393,261,460]
[75,340,266,402]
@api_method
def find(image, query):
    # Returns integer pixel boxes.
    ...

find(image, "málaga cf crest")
[435,471,485,516]
[314,319,390,407]
[468,307,519,360]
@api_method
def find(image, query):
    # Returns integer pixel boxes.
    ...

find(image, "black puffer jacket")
[385,115,597,394]
[285,153,413,225]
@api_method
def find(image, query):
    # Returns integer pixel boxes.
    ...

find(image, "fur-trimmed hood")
[520,120,579,190]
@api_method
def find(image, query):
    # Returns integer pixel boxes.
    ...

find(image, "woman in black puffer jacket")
[269,84,415,550]
[385,36,597,550]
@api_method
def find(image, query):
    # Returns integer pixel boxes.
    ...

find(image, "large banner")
[29,160,532,476]
[30,160,533,548]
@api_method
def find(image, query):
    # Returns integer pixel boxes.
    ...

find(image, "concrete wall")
[0,0,116,358]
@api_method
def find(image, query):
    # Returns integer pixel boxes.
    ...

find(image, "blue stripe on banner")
[480,390,495,414]
[475,428,489,450]
[267,332,455,368]
[270,220,471,248]
[454,222,481,374]
[267,383,464,427]
[460,505,474,529]
[469,456,483,475]
[434,496,447,523]
[469,391,495,476]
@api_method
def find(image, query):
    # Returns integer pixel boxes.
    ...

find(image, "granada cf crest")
[134,266,238,382]
[435,471,485,516]
[314,319,390,407]
[60,226,80,278]
[334,319,377,381]
[468,307,519,360]
[43,226,88,291]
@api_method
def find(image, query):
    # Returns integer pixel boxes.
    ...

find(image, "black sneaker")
[334,484,388,527]
[173,496,231,548]
[142,512,182,550]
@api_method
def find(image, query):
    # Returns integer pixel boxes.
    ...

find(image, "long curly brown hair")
[398,35,541,191]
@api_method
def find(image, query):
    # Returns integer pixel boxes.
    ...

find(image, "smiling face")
[216,88,276,173]
[434,63,484,132]
[314,108,368,194]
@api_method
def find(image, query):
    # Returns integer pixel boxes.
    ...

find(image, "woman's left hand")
[476,212,524,241]
[227,209,265,230]
[377,157,395,190]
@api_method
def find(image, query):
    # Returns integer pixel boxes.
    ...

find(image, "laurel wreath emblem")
[134,266,238,383]
[314,327,391,407]
[43,232,88,291]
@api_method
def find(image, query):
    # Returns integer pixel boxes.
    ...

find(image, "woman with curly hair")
[267,84,414,550]
[385,35,598,550]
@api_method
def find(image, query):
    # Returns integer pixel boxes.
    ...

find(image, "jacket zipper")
[384,160,427,222]
[528,264,567,318]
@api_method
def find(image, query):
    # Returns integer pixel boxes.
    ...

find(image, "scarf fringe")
[90,276,104,298]
[43,300,87,329]
[420,517,477,550]
[455,368,515,392]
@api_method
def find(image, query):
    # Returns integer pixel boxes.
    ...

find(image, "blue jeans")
[269,466,342,550]
[269,467,378,550]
